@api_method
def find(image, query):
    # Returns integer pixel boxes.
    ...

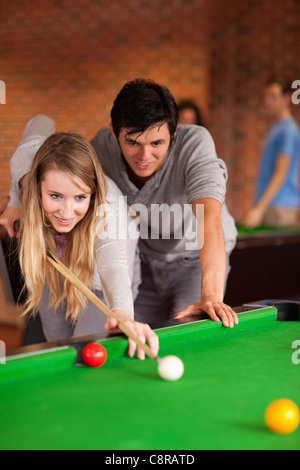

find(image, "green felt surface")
[237,223,300,238]
[0,308,300,450]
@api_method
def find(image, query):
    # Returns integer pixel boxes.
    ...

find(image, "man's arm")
[244,154,292,228]
[176,198,238,327]
[0,115,55,237]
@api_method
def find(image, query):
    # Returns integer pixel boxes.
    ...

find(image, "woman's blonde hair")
[19,132,107,323]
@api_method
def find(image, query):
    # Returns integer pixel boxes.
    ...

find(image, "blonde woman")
[19,131,158,360]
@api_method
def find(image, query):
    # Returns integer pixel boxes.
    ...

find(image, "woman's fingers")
[105,318,159,360]
[127,322,159,360]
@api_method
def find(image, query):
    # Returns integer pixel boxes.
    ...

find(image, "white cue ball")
[158,355,184,381]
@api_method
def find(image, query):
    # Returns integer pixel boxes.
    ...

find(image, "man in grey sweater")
[1,78,238,328]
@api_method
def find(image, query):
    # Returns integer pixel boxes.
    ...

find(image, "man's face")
[116,123,172,182]
[264,83,290,117]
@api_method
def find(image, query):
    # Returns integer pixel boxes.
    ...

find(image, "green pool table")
[0,301,300,450]
[236,224,300,239]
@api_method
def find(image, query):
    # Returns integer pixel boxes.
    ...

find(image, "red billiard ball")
[82,343,107,368]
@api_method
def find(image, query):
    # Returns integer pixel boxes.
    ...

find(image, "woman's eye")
[50,194,61,199]
[76,195,87,201]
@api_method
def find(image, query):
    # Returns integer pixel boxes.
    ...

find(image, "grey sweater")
[10,118,237,261]
[90,125,238,261]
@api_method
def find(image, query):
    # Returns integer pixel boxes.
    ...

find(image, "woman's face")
[41,169,92,233]
[178,108,198,125]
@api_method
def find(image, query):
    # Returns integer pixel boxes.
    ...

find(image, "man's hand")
[105,310,159,360]
[176,297,238,328]
[243,205,265,229]
[0,206,22,238]
[243,154,292,229]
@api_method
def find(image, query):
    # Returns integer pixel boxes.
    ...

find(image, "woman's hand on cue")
[104,310,159,360]
[176,298,238,328]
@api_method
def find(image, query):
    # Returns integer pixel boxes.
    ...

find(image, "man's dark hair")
[110,78,178,139]
[266,74,292,95]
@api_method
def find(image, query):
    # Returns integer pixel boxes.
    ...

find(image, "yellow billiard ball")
[265,399,300,434]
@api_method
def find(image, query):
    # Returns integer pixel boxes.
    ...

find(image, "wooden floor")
[0,324,24,350]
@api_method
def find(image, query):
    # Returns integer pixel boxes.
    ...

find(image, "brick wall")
[0,0,300,222]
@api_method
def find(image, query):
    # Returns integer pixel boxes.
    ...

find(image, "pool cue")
[46,252,159,362]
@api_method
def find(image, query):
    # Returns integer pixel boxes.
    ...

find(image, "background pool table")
[225,224,300,306]
[0,301,299,450]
